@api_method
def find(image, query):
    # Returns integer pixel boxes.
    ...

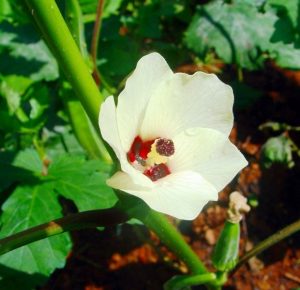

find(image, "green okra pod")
[211,220,240,272]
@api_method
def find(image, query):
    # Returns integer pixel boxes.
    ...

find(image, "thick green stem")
[234,218,300,272]
[25,0,102,130]
[61,83,111,161]
[65,0,90,64]
[64,0,111,162]
[144,211,208,274]
[0,207,128,256]
[120,194,209,275]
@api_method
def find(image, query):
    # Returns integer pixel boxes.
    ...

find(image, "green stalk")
[90,0,105,86]
[0,207,128,256]
[164,273,216,290]
[64,0,111,162]
[61,82,111,161]
[234,218,300,272]
[143,211,208,274]
[65,0,90,64]
[119,194,209,275]
[91,0,105,65]
[25,0,101,130]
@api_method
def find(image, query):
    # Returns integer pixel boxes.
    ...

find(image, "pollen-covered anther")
[146,138,175,167]
[144,163,171,181]
[155,138,175,156]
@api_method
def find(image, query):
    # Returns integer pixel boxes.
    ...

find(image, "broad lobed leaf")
[0,183,71,276]
[0,22,59,81]
[184,0,300,70]
[48,154,117,211]
[184,1,277,69]
[0,149,116,277]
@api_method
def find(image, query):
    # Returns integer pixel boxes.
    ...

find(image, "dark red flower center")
[144,164,171,182]
[127,136,175,182]
[127,136,154,165]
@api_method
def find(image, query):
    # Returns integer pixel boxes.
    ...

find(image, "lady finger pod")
[211,220,240,272]
[212,192,250,272]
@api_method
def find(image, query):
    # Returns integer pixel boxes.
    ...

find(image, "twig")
[232,218,300,273]
[284,272,300,284]
[91,0,105,86]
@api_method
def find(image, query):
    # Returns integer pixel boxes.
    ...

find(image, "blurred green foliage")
[261,135,295,168]
[0,0,299,288]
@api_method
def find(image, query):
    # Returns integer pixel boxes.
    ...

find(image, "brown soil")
[40,64,300,290]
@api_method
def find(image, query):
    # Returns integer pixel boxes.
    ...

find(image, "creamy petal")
[99,96,153,187]
[108,170,218,220]
[140,72,234,140]
[99,96,122,159]
[168,128,248,191]
[107,171,151,191]
[117,53,173,151]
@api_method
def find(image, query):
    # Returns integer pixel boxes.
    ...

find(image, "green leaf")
[268,43,300,69]
[0,0,29,24]
[103,0,124,18]
[0,22,59,81]
[0,150,40,191]
[267,0,299,28]
[45,127,86,158]
[100,35,140,85]
[0,0,13,22]
[19,83,50,131]
[184,1,277,69]
[261,135,295,168]
[48,155,117,211]
[79,0,124,21]
[0,149,116,276]
[26,84,49,120]
[0,183,72,275]
[0,149,116,277]
[136,4,162,38]
[60,82,107,159]
[0,77,51,134]
[0,75,33,114]
[12,148,42,173]
[0,265,47,290]
[0,148,43,191]
[0,107,20,133]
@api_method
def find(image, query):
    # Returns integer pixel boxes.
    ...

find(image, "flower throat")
[127,136,175,181]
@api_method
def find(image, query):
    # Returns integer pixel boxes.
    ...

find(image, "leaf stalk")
[0,207,128,256]
[233,218,300,272]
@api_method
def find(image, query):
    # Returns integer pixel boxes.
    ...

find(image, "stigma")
[127,136,175,181]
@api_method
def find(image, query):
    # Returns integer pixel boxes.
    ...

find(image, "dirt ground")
[40,64,300,290]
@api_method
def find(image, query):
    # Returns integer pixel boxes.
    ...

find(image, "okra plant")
[0,0,299,289]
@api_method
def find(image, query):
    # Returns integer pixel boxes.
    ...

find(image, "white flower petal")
[107,171,151,191]
[100,53,247,220]
[99,96,122,159]
[168,128,248,191]
[140,72,234,140]
[117,53,173,151]
[108,170,218,220]
[99,96,153,187]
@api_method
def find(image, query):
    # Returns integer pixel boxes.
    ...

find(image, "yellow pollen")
[146,142,168,166]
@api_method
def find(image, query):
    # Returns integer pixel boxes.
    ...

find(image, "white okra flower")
[99,53,247,220]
